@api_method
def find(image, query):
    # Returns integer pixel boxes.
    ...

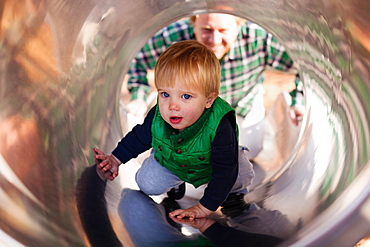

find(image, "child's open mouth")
[170,116,182,124]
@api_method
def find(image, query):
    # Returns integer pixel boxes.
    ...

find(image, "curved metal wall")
[0,0,369,246]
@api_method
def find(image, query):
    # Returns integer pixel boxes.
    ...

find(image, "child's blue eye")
[182,94,191,100]
[161,92,169,98]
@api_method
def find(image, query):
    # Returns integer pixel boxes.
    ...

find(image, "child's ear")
[205,93,218,109]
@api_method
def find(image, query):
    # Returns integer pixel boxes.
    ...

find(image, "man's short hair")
[190,14,246,26]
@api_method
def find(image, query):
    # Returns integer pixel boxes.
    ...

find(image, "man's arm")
[265,31,305,125]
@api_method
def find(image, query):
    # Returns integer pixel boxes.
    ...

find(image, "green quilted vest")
[151,97,236,187]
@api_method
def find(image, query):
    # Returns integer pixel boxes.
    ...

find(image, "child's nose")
[169,102,180,111]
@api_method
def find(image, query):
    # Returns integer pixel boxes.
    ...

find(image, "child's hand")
[169,215,215,233]
[93,148,120,181]
[96,163,114,181]
[93,148,105,165]
[169,203,213,220]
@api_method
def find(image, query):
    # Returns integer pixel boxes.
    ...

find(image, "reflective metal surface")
[0,0,369,246]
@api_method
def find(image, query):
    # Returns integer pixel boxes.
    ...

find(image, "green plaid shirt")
[128,18,303,117]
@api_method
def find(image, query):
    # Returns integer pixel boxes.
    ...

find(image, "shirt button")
[198,156,205,161]
[177,138,184,144]
[175,149,182,154]
[158,146,163,151]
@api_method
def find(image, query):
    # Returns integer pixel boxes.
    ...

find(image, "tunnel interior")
[0,0,369,246]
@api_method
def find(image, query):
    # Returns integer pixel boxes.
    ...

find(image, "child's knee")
[136,176,168,195]
[238,147,255,186]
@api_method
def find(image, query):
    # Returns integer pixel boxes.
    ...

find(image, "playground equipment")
[0,0,369,246]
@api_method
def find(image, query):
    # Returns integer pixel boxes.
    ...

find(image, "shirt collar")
[221,25,245,61]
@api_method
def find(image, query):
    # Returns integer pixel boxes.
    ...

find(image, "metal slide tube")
[0,0,369,246]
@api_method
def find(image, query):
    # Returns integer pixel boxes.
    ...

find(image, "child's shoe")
[160,197,182,231]
[221,193,250,218]
[167,182,186,200]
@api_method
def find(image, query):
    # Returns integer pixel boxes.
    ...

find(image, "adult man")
[125,13,304,159]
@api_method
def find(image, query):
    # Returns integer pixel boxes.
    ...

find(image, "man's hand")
[289,105,304,126]
[169,203,213,220]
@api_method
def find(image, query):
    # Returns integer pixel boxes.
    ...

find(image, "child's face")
[157,78,216,131]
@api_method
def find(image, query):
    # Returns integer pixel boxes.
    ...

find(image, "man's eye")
[161,92,169,98]
[202,28,212,33]
[182,94,191,100]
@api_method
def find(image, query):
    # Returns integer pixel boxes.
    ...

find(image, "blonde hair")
[155,40,220,96]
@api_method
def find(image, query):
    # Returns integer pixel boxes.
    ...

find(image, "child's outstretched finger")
[170,209,195,220]
[93,148,108,166]
[93,148,105,158]
[93,148,104,155]
[95,155,103,164]
[169,209,184,218]
[102,159,112,171]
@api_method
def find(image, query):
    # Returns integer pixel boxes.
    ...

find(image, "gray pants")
[135,147,255,196]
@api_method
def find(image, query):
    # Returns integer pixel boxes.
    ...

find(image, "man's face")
[193,13,239,59]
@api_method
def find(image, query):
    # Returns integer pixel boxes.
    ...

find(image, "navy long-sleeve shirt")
[112,106,238,211]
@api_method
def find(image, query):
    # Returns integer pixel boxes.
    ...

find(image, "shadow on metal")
[0,0,369,246]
